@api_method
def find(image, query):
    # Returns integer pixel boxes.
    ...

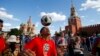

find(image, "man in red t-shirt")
[0,19,6,55]
[0,35,6,53]
[24,27,57,56]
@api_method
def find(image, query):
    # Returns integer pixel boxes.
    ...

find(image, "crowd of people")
[52,32,100,56]
[0,19,100,56]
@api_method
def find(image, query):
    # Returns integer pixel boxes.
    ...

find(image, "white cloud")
[0,7,19,21]
[97,8,100,11]
[80,0,100,11]
[3,23,12,31]
[3,27,10,31]
[3,26,20,31]
[40,12,66,22]
[4,23,12,27]
[81,16,85,18]
[0,7,6,11]
[13,26,20,29]
[3,23,20,31]
[35,22,40,27]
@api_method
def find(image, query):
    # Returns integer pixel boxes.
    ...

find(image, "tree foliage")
[8,28,22,36]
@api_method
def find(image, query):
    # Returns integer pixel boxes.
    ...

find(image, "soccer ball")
[41,15,52,26]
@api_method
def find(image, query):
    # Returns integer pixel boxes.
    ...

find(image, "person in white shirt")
[74,36,84,56]
[57,32,67,56]
[7,35,17,53]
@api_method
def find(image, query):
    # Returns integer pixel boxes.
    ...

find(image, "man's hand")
[23,49,36,56]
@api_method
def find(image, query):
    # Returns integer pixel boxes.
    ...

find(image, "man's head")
[0,19,3,31]
[40,27,50,37]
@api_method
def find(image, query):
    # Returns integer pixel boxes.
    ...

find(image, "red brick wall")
[80,24,100,36]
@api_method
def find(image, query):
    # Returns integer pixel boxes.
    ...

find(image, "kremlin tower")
[65,0,82,36]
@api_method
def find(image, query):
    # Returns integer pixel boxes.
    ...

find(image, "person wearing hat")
[7,35,17,53]
[57,32,67,56]
[91,33,100,56]
[0,19,6,55]
[23,27,57,56]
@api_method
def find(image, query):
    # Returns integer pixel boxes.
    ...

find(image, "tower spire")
[70,0,77,17]
[59,27,62,32]
[71,0,73,7]
[27,16,32,27]
[27,16,32,24]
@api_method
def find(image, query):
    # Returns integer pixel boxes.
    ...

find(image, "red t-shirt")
[0,36,6,53]
[24,37,57,56]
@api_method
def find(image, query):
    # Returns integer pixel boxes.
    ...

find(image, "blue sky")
[0,0,100,35]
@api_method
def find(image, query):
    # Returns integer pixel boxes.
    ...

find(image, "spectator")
[92,33,100,56]
[86,37,91,52]
[57,32,67,56]
[67,33,75,56]
[7,35,17,53]
[0,19,6,55]
[74,36,84,56]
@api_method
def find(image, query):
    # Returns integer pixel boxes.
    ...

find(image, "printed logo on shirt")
[43,43,50,52]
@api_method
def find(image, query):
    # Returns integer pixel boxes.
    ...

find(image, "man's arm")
[23,38,37,56]
[23,49,36,56]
